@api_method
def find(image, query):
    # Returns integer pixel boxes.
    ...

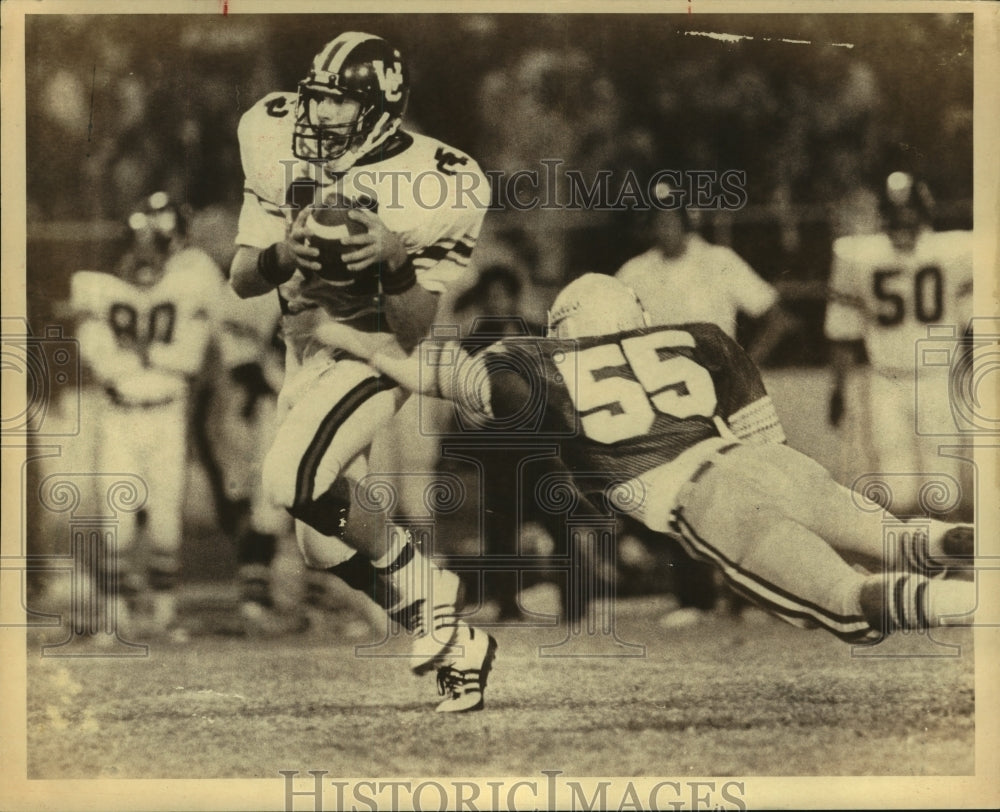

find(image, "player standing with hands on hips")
[230,31,495,712]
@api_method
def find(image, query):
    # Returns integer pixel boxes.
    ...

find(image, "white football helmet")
[547,273,650,339]
[881,171,933,251]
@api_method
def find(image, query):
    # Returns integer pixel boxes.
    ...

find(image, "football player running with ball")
[230,31,494,711]
[313,274,978,647]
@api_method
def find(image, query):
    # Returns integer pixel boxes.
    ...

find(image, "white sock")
[927,579,976,627]
[372,525,458,634]
[893,520,970,573]
[883,574,976,630]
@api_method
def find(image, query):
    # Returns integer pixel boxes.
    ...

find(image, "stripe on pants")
[672,509,874,641]
[293,375,386,511]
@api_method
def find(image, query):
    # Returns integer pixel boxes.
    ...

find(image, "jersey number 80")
[553,330,717,444]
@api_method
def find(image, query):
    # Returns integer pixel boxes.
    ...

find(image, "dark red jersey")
[477,322,783,489]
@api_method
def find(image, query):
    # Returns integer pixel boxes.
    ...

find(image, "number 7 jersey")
[471,322,785,486]
[824,229,973,371]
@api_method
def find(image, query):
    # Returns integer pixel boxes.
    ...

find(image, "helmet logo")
[372,59,404,102]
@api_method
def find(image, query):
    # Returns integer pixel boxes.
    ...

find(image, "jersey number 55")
[553,331,718,444]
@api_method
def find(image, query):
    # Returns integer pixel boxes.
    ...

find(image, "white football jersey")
[824,230,973,371]
[615,235,777,338]
[236,91,489,327]
[71,247,222,402]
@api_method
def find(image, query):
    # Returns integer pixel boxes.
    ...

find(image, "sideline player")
[229,31,494,711]
[615,181,794,366]
[70,192,223,638]
[825,171,974,516]
[315,274,977,645]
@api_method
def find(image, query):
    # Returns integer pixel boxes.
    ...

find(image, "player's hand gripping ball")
[304,193,367,282]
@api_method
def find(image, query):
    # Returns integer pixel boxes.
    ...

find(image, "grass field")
[24,587,975,783]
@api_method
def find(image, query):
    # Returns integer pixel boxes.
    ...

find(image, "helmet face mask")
[294,88,365,162]
[293,32,409,173]
[887,209,923,252]
[126,191,185,271]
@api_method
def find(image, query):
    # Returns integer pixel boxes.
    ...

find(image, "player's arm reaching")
[303,317,491,416]
[307,316,613,620]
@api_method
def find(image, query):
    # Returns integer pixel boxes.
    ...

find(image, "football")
[305,193,367,282]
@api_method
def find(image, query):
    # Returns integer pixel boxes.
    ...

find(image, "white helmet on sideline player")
[547,273,650,339]
[881,170,934,252]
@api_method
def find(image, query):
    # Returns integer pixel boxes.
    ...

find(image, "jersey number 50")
[553,331,717,444]
[872,266,943,326]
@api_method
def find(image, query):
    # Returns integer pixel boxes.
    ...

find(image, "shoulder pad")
[832,233,889,262]
[926,229,972,258]
[70,271,133,315]
[239,92,296,135]
[238,92,297,201]
[400,132,487,185]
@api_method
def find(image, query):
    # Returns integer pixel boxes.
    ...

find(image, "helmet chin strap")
[323,112,397,175]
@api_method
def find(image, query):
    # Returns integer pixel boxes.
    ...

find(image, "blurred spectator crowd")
[27,13,972,363]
